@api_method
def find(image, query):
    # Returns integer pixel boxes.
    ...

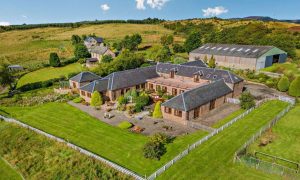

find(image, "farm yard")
[17,63,83,88]
[157,100,289,179]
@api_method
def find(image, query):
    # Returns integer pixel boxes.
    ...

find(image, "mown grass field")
[0,121,130,179]
[0,102,207,176]
[0,24,183,67]
[157,100,289,179]
[248,104,300,162]
[212,109,245,128]
[17,63,82,88]
[0,157,22,180]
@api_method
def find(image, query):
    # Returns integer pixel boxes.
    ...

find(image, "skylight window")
[237,48,243,51]
[230,48,236,51]
[223,48,229,51]
[245,49,251,52]
[205,47,210,49]
[199,46,205,49]
[217,47,223,50]
[211,47,216,50]
[253,49,259,53]
[206,74,211,78]
[213,75,217,79]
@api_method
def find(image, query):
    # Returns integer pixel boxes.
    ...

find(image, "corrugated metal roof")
[162,79,232,111]
[190,43,277,58]
[180,60,207,67]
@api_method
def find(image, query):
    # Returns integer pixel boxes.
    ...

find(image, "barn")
[189,43,287,70]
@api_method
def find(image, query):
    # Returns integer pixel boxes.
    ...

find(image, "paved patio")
[68,101,197,136]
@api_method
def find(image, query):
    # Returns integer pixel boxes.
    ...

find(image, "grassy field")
[0,102,207,176]
[0,24,183,67]
[0,121,129,179]
[262,62,300,77]
[248,104,300,162]
[17,63,82,88]
[157,100,289,179]
[0,157,22,180]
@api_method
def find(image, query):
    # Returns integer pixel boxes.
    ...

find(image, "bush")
[277,76,290,92]
[289,77,300,97]
[90,91,103,107]
[49,53,61,67]
[173,44,185,53]
[149,133,170,144]
[239,91,255,110]
[18,78,61,92]
[73,97,83,103]
[117,95,127,105]
[74,44,90,59]
[153,101,163,118]
[118,121,133,129]
[143,141,166,160]
[102,55,113,63]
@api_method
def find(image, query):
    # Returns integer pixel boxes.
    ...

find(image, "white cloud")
[101,4,110,11]
[0,21,10,26]
[146,0,169,9]
[136,0,146,10]
[202,6,228,17]
[21,15,28,19]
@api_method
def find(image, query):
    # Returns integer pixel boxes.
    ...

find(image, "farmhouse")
[84,36,104,50]
[69,72,101,91]
[75,62,244,124]
[90,46,116,62]
[189,43,287,70]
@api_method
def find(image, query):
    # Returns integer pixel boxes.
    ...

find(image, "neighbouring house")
[86,58,99,68]
[8,65,24,72]
[84,37,104,50]
[189,43,287,70]
[77,62,244,124]
[69,72,101,91]
[90,46,116,62]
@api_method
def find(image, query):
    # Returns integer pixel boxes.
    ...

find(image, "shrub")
[74,44,90,59]
[102,55,113,63]
[90,91,103,107]
[118,121,133,129]
[134,103,143,113]
[239,91,255,110]
[49,53,61,67]
[208,55,216,68]
[117,95,127,105]
[143,141,166,160]
[149,133,170,144]
[153,101,163,118]
[277,76,290,92]
[73,97,83,103]
[140,63,151,67]
[173,44,185,53]
[289,77,300,97]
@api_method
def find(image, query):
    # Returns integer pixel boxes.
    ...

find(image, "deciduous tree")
[49,53,61,67]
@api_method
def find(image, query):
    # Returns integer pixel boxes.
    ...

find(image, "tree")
[184,31,202,53]
[49,53,61,67]
[143,141,166,160]
[160,34,174,46]
[153,101,163,118]
[102,55,113,63]
[289,77,300,97]
[173,44,185,53]
[239,91,255,110]
[208,55,216,68]
[90,91,103,108]
[71,35,82,45]
[277,76,290,92]
[0,64,14,90]
[122,34,142,51]
[148,45,172,62]
[74,44,90,59]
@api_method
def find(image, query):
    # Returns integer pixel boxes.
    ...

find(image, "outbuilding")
[189,43,287,70]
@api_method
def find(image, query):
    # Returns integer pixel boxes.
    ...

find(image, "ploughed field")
[157,100,289,179]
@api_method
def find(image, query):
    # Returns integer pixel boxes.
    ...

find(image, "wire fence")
[0,115,144,180]
[234,102,297,178]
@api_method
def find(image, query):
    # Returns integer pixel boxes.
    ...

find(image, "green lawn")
[157,100,289,179]
[17,63,82,88]
[0,102,207,176]
[248,104,300,162]
[0,157,22,180]
[212,109,245,128]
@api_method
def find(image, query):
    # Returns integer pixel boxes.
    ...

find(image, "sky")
[1,0,300,26]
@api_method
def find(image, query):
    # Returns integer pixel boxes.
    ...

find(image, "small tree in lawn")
[90,91,103,108]
[239,91,255,110]
[153,101,163,118]
[289,77,300,97]
[49,53,61,67]
[277,76,290,92]
[208,55,216,68]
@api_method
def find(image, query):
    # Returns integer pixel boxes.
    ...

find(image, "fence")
[0,115,144,180]
[234,103,296,177]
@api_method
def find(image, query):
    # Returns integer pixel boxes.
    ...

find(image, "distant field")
[17,63,82,88]
[0,24,182,67]
[158,100,288,179]
[0,157,22,180]
[248,104,300,162]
